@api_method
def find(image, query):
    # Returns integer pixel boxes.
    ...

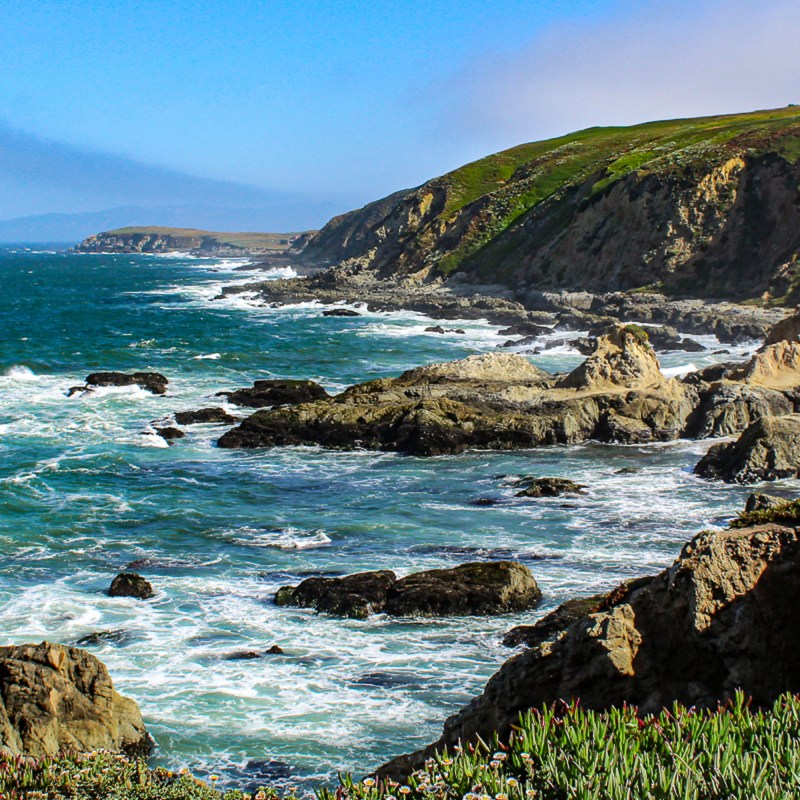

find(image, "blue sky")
[0,0,798,228]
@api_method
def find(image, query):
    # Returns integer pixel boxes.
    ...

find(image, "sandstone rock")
[174,407,236,425]
[694,415,800,483]
[74,371,168,395]
[218,379,329,408]
[275,562,540,618]
[763,308,800,346]
[739,341,800,388]
[108,572,154,600]
[378,523,800,778]
[0,642,149,757]
[513,477,587,498]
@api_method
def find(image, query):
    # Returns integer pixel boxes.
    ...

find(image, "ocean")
[0,245,769,788]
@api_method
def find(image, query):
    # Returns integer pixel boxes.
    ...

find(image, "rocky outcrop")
[0,642,149,757]
[155,426,184,441]
[174,407,236,425]
[108,572,154,600]
[218,379,329,408]
[68,371,169,396]
[378,522,800,778]
[763,307,800,346]
[275,562,541,619]
[513,477,587,498]
[695,415,800,483]
[217,334,696,456]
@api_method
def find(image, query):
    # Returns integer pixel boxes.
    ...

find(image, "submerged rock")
[174,407,236,425]
[378,522,800,779]
[695,415,800,483]
[218,379,329,408]
[513,477,587,498]
[69,371,168,396]
[0,642,149,756]
[108,572,154,600]
[275,562,541,619]
[155,426,184,441]
[322,308,361,317]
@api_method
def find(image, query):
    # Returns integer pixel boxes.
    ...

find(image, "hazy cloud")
[437,0,800,150]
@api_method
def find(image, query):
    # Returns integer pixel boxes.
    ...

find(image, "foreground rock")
[0,642,149,756]
[218,379,329,408]
[108,572,154,599]
[68,371,168,396]
[378,522,800,778]
[275,562,541,619]
[695,415,800,483]
[219,328,696,455]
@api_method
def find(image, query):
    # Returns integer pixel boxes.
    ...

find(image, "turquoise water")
[0,246,773,788]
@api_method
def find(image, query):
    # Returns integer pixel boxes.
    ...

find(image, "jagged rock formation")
[108,572,154,599]
[68,371,169,396]
[218,331,698,455]
[289,107,800,304]
[173,407,236,425]
[275,562,541,619]
[0,642,149,757]
[378,522,800,778]
[695,415,800,483]
[217,379,329,408]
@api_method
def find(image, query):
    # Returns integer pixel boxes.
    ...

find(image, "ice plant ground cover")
[3,692,800,799]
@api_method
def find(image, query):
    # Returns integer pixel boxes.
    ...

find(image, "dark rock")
[322,308,361,317]
[497,323,553,337]
[681,362,744,386]
[174,407,236,425]
[384,562,541,617]
[614,467,641,474]
[275,570,397,619]
[83,372,168,395]
[155,426,184,441]
[695,415,800,483]
[351,671,421,688]
[108,572,154,600]
[513,477,587,498]
[425,325,465,334]
[265,645,285,655]
[219,379,329,408]
[222,650,263,661]
[470,497,502,506]
[0,642,149,756]
[74,630,135,647]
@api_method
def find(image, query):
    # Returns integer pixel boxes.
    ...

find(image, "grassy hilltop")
[299,106,800,302]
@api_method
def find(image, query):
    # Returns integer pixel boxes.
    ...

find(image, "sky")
[0,0,798,229]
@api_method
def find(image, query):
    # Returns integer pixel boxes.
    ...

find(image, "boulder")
[513,477,587,498]
[322,308,361,317]
[174,407,236,425]
[0,642,149,757]
[218,379,329,408]
[71,371,168,395]
[744,492,789,512]
[378,523,800,778]
[275,562,541,618]
[762,308,800,346]
[694,415,800,483]
[384,562,541,617]
[155,426,184,441]
[108,572,154,600]
[275,570,396,619]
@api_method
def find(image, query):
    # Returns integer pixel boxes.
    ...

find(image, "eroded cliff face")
[378,523,800,778]
[295,109,800,302]
[77,231,210,253]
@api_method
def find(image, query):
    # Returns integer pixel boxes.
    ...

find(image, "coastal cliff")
[76,226,307,256]
[293,106,800,303]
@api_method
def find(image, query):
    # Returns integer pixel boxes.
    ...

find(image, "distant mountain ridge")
[295,106,800,304]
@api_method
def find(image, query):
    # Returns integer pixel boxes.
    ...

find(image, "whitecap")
[229,527,332,550]
[192,353,222,360]
[661,363,698,378]
[4,365,36,380]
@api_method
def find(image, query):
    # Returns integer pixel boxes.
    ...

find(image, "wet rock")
[265,645,285,655]
[378,523,800,779]
[275,570,397,619]
[108,572,154,600]
[322,308,361,317]
[155,426,184,441]
[425,325,465,334]
[174,407,236,425]
[218,379,329,408]
[384,562,541,617]
[74,630,135,647]
[222,650,263,661]
[83,371,168,395]
[351,671,421,688]
[276,562,541,618]
[513,477,587,498]
[470,497,502,506]
[0,642,149,756]
[695,414,800,483]
[497,322,553,337]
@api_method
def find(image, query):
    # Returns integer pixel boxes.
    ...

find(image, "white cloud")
[438,0,800,150]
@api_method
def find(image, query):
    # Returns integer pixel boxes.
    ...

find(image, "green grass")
[99,227,305,250]
[7,692,800,799]
[430,106,800,276]
[730,498,800,529]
